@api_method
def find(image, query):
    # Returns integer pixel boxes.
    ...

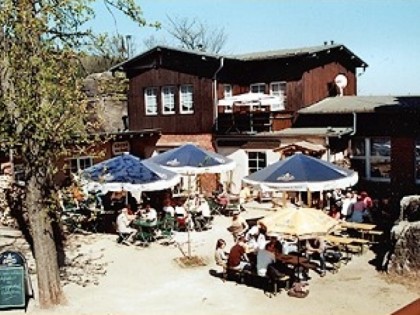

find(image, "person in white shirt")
[142,203,157,226]
[116,208,137,244]
[162,200,175,217]
[341,192,354,221]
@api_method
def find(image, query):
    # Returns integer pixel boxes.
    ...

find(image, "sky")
[91,0,420,96]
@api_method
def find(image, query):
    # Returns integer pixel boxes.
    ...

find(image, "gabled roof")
[110,43,367,72]
[229,44,366,66]
[298,96,420,114]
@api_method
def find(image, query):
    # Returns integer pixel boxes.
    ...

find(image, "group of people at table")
[115,193,213,245]
[216,216,328,285]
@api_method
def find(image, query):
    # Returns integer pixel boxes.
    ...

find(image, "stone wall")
[0,226,36,273]
[386,195,420,275]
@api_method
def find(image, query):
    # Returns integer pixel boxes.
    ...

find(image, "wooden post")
[307,189,312,208]
[282,191,287,206]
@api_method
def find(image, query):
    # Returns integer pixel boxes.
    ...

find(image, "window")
[350,137,390,181]
[248,151,267,174]
[179,85,194,114]
[223,84,232,98]
[144,87,158,115]
[161,86,175,114]
[270,81,287,109]
[370,138,391,179]
[416,138,420,183]
[250,83,265,94]
[69,156,93,174]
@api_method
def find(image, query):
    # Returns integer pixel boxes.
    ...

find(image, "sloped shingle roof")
[298,96,420,114]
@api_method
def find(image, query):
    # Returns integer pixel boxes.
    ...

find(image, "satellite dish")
[334,74,348,96]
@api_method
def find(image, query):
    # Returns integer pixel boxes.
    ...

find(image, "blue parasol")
[81,153,181,192]
[147,143,236,174]
[242,152,358,191]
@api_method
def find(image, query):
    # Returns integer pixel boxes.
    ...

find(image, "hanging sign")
[112,141,130,155]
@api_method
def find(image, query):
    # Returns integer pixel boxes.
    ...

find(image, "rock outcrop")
[386,196,420,275]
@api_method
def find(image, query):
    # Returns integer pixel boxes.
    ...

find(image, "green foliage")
[0,0,151,179]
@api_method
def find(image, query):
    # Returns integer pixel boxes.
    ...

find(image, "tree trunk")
[26,175,65,308]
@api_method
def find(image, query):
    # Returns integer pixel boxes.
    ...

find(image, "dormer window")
[270,81,287,109]
[180,85,194,114]
[144,87,158,115]
[162,86,176,115]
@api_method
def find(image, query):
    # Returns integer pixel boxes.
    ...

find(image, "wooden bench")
[223,268,290,297]
[364,230,384,243]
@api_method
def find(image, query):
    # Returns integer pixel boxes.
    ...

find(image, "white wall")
[217,147,280,194]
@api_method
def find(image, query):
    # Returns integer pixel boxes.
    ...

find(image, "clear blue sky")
[91,0,420,96]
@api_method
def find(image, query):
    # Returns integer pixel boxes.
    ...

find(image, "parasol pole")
[282,191,287,206]
[307,189,312,208]
[187,172,192,257]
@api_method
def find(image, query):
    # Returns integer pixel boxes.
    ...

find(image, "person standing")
[227,210,249,242]
[341,192,354,221]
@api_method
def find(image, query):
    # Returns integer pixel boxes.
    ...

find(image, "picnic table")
[340,222,382,241]
[325,235,370,257]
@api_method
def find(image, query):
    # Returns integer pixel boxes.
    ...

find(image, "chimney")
[324,41,328,46]
[330,40,334,45]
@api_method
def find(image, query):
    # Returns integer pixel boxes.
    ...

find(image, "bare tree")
[144,15,228,54]
[83,34,137,74]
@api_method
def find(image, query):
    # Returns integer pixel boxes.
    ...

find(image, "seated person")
[305,236,327,277]
[196,195,212,228]
[227,236,251,271]
[215,183,230,208]
[245,225,260,253]
[214,239,228,269]
[116,208,137,244]
[281,237,299,255]
[174,199,193,230]
[256,242,276,276]
[162,199,175,217]
[139,203,158,226]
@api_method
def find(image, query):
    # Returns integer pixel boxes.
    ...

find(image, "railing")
[215,111,291,135]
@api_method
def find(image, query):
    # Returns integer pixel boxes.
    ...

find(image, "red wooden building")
[111,43,367,193]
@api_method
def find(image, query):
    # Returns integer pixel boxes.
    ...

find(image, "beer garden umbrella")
[148,143,236,256]
[81,153,181,193]
[258,206,339,239]
[258,206,339,278]
[242,152,358,206]
[148,143,236,174]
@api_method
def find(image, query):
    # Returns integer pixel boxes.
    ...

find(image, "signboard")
[112,141,130,155]
[0,266,25,309]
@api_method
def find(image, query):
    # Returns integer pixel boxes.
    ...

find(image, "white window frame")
[247,151,267,174]
[415,138,420,184]
[223,84,232,98]
[250,83,265,94]
[179,85,194,114]
[350,137,391,182]
[144,87,158,115]
[69,156,93,174]
[270,81,287,109]
[161,86,176,115]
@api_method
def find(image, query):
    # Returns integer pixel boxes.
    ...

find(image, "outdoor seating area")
[55,143,391,300]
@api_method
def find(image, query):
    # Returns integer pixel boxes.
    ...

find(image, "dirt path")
[15,210,420,315]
